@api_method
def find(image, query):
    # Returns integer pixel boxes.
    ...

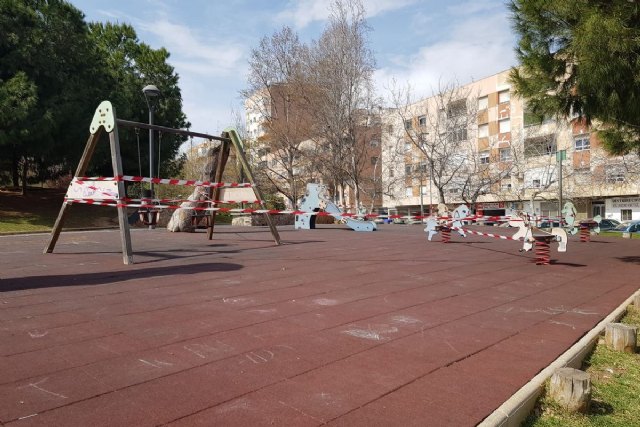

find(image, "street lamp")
[142,84,161,192]
[142,84,161,229]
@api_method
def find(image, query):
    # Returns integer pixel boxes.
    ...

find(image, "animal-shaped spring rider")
[561,201,578,235]
[425,205,569,265]
[424,204,469,242]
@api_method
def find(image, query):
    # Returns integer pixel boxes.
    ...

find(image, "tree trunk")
[549,367,591,413]
[167,145,221,232]
[20,156,28,195]
[11,149,20,188]
[605,323,637,353]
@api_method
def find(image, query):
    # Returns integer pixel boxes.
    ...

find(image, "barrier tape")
[122,197,260,205]
[62,195,571,226]
[73,176,252,188]
[449,226,520,241]
[65,198,356,216]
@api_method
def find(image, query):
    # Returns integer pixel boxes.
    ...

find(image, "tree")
[0,0,105,192]
[388,80,479,206]
[0,1,189,195]
[88,22,189,189]
[243,26,315,207]
[306,0,378,209]
[509,0,640,156]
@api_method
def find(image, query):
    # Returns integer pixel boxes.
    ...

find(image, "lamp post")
[142,84,161,229]
[557,149,566,218]
[142,84,161,193]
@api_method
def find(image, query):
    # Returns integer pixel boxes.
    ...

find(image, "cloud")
[277,0,418,29]
[139,18,246,77]
[375,7,516,101]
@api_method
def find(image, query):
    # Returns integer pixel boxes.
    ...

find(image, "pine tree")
[509,0,640,155]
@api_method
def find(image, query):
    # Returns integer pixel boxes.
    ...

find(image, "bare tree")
[305,0,377,209]
[388,79,479,206]
[243,26,315,207]
[507,121,576,215]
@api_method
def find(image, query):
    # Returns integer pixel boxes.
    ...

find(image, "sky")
[72,0,518,145]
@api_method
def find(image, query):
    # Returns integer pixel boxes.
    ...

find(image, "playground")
[1,224,638,426]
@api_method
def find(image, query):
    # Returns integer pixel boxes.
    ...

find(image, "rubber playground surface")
[1,224,638,426]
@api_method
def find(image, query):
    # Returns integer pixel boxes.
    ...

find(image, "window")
[405,164,412,175]
[479,151,490,164]
[404,120,412,130]
[478,123,489,138]
[370,156,378,165]
[501,182,512,192]
[622,209,632,221]
[421,186,428,195]
[606,171,625,183]
[271,159,278,167]
[499,119,510,133]
[525,135,556,157]
[448,187,460,194]
[405,187,413,197]
[419,132,428,142]
[499,148,511,162]
[417,162,427,173]
[478,96,488,110]
[532,179,541,188]
[498,90,510,104]
[389,168,394,178]
[369,140,379,147]
[452,127,467,142]
[574,137,590,151]
[387,124,393,134]
[258,161,267,168]
[447,99,467,117]
[418,115,427,127]
[405,142,412,152]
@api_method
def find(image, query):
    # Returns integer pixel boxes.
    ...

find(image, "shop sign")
[477,202,505,209]
[611,197,640,208]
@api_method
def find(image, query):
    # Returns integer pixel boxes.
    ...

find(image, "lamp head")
[142,84,161,98]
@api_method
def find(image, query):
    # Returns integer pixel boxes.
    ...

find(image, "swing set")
[44,100,281,264]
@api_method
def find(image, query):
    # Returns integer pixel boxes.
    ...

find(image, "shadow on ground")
[0,262,242,292]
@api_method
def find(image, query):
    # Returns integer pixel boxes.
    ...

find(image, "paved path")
[0,225,638,426]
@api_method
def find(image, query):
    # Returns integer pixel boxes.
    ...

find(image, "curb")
[478,289,640,427]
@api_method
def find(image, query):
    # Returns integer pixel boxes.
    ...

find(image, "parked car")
[579,218,621,231]
[537,220,561,230]
[610,220,640,234]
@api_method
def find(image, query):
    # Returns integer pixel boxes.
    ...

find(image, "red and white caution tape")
[65,198,357,216]
[73,175,252,188]
[450,226,521,241]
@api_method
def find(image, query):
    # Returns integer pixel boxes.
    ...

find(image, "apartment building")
[381,69,640,222]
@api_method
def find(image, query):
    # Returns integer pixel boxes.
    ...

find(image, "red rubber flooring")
[0,224,638,426]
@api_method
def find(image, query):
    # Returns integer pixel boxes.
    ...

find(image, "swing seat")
[191,210,210,228]
[139,208,161,226]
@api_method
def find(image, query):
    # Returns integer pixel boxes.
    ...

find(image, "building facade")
[381,69,640,222]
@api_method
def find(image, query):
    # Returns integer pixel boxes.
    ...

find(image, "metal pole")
[557,150,564,219]
[148,108,155,230]
[149,107,154,195]
[429,163,433,216]
[419,164,424,217]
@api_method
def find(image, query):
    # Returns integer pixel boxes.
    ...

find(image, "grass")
[0,187,239,234]
[523,305,640,427]
[599,231,636,239]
